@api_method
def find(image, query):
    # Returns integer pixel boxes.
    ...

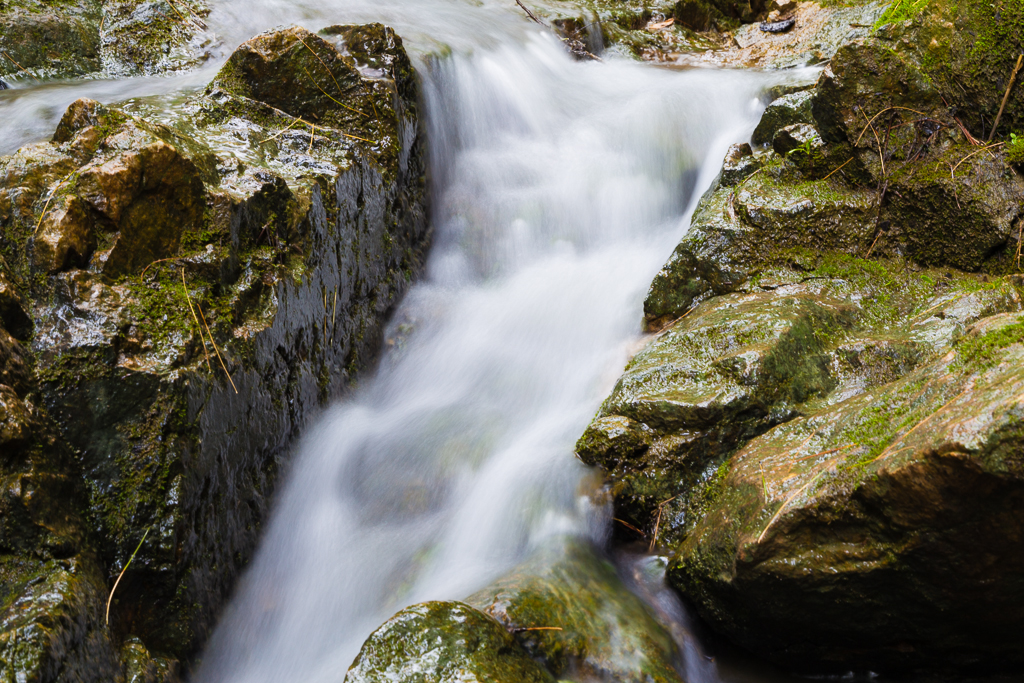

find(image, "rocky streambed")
[3,0,1024,681]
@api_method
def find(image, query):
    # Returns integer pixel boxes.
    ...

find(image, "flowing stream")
[2,2,811,680]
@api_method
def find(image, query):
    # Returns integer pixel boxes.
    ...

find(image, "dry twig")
[182,269,213,372]
[987,53,1024,143]
[106,528,150,625]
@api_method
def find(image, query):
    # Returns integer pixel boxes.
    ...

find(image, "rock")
[344,601,556,683]
[679,1,887,70]
[643,149,877,330]
[670,308,1024,673]
[467,539,684,683]
[0,22,429,681]
[121,637,180,683]
[811,32,1024,271]
[0,557,122,683]
[0,271,31,340]
[771,122,821,156]
[752,90,814,146]
[718,142,760,187]
[576,415,655,469]
[674,0,716,31]
[0,327,30,393]
[0,0,210,81]
[31,195,97,274]
[94,141,206,278]
[0,2,102,80]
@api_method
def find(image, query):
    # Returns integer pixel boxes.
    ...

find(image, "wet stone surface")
[0,22,429,682]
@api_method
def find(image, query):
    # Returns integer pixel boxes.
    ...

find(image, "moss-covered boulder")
[467,539,684,683]
[671,307,1024,673]
[0,0,210,82]
[344,601,556,683]
[0,22,428,681]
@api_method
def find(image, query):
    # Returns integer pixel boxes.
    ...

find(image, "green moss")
[955,319,1024,370]
[873,0,930,31]
[1008,133,1024,165]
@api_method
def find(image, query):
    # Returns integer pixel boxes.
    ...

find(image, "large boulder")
[671,309,1024,673]
[467,540,685,683]
[0,22,428,681]
[344,601,555,683]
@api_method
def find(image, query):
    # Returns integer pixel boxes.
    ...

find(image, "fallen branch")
[820,157,854,181]
[987,53,1024,144]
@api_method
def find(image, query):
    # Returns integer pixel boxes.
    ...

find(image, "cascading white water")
[191,13,795,683]
[1,2,811,680]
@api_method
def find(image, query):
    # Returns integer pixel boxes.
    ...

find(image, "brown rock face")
[32,195,97,274]
[95,142,206,277]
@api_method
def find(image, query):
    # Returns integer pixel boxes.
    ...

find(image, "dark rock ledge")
[0,23,429,681]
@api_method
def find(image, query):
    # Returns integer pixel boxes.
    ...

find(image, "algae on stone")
[467,539,684,683]
[344,601,556,683]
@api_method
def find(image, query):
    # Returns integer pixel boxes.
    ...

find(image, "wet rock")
[468,539,684,683]
[122,637,180,683]
[0,558,122,683]
[0,21,429,680]
[0,0,210,81]
[670,309,1024,673]
[718,142,760,187]
[31,195,97,274]
[674,0,716,32]
[0,383,34,449]
[0,1,103,80]
[752,90,813,146]
[102,0,211,76]
[0,327,30,393]
[0,271,31,340]
[576,415,655,469]
[344,601,556,683]
[811,32,1024,271]
[679,0,886,69]
[643,150,877,329]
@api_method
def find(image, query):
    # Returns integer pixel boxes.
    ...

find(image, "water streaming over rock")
[1,1,807,680]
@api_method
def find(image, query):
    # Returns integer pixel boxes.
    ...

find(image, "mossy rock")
[0,22,430,681]
[0,0,211,81]
[467,539,684,683]
[751,90,815,147]
[670,307,1024,673]
[344,601,556,683]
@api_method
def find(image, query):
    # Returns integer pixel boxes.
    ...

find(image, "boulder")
[671,309,1024,673]
[0,22,429,681]
[467,540,684,683]
[344,601,555,683]
[31,195,97,274]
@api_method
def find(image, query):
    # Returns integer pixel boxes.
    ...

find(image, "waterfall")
[194,14,778,683]
[0,1,803,679]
